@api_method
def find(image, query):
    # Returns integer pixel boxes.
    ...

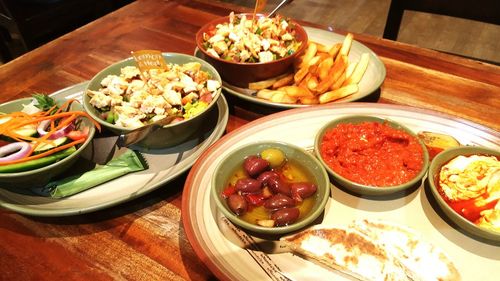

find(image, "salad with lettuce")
[0,94,100,173]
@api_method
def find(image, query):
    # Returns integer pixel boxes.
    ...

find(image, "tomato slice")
[67,129,88,141]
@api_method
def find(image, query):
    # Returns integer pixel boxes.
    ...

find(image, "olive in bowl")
[83,53,222,149]
[427,146,500,242]
[196,13,308,88]
[314,115,429,196]
[212,141,330,235]
[0,97,96,188]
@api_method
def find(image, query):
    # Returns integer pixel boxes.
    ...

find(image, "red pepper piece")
[221,185,236,199]
[245,193,266,206]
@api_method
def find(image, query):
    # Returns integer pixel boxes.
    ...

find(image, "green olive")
[261,148,286,168]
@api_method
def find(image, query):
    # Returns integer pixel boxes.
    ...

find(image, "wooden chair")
[382,0,499,64]
[383,0,500,41]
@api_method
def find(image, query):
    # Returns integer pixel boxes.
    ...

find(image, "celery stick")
[0,147,77,173]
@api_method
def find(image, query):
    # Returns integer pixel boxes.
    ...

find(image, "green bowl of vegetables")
[0,95,97,189]
[83,52,222,149]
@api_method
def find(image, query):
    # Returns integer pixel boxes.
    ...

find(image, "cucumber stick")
[0,146,77,173]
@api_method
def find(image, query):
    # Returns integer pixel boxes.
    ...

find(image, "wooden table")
[0,0,498,280]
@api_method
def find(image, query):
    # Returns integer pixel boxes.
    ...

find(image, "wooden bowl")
[196,13,308,88]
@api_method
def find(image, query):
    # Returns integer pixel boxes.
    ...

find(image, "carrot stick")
[54,99,78,114]
[0,138,85,166]
[3,111,101,132]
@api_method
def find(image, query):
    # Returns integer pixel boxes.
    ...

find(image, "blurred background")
[0,0,133,63]
[1,0,499,64]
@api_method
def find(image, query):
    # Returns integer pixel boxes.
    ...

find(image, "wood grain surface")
[0,0,498,280]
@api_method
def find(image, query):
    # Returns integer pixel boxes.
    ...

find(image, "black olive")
[243,155,270,178]
[264,193,295,211]
[235,178,262,194]
[271,208,300,226]
[227,194,248,215]
[290,182,317,201]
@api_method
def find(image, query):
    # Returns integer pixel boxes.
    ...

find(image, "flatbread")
[351,219,461,281]
[280,225,411,281]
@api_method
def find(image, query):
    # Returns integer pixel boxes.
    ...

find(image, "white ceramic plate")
[195,26,386,109]
[0,82,229,216]
[182,103,500,281]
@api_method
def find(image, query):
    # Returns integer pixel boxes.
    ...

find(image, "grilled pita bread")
[280,225,411,281]
[351,219,461,281]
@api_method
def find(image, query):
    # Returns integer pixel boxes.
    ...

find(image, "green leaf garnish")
[32,94,57,112]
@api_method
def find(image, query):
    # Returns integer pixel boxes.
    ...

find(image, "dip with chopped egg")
[87,62,221,129]
[438,154,500,232]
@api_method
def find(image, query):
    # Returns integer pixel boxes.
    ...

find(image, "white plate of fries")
[195,26,386,108]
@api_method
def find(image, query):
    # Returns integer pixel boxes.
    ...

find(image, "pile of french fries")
[249,33,370,105]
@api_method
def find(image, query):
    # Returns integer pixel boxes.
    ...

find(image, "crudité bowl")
[314,115,429,196]
[0,97,96,188]
[427,146,500,242]
[196,13,308,88]
[83,53,222,149]
[212,141,330,235]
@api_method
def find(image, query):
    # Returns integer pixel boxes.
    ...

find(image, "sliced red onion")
[0,142,31,162]
[37,120,75,139]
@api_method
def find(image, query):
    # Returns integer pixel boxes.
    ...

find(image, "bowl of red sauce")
[427,146,500,242]
[314,115,429,196]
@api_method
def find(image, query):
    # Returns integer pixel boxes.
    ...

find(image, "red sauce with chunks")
[320,121,424,187]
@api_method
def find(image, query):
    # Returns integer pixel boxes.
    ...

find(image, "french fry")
[339,33,353,57]
[250,33,370,106]
[306,75,319,91]
[345,61,358,79]
[328,43,341,59]
[315,54,348,93]
[257,89,282,100]
[299,42,317,69]
[270,92,297,104]
[315,42,330,53]
[343,53,369,86]
[330,71,346,91]
[294,65,309,84]
[249,77,279,90]
[307,55,322,75]
[278,85,314,98]
[319,84,358,104]
[299,96,320,105]
[318,57,334,80]
[272,73,294,89]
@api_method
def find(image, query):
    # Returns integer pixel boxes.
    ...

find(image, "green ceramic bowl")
[83,53,222,149]
[212,141,330,235]
[0,97,96,188]
[427,146,500,242]
[314,115,429,196]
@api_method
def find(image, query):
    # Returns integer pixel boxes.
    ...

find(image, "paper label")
[131,50,168,73]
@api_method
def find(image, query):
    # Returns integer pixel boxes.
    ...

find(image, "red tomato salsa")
[320,121,424,187]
